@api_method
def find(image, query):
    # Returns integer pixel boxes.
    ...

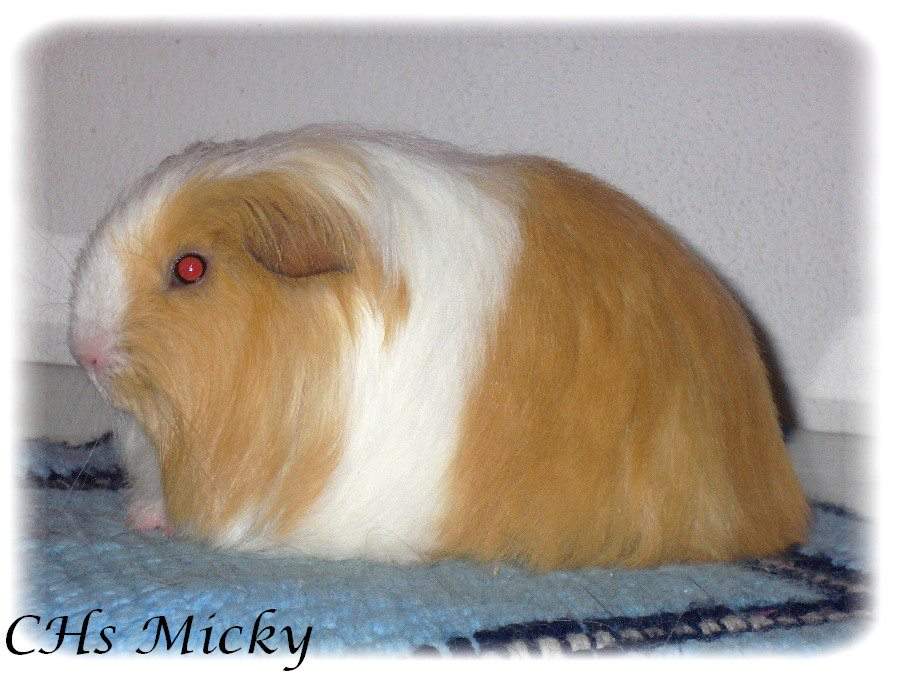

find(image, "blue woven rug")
[16,434,871,660]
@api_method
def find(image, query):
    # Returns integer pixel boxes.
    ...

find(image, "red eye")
[174,254,206,284]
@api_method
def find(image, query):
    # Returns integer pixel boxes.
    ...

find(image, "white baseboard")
[17,361,118,443]
[786,429,872,516]
[796,396,871,436]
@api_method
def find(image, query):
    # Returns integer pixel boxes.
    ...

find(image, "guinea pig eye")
[172,253,206,285]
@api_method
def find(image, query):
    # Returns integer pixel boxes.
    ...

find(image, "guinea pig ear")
[240,173,357,278]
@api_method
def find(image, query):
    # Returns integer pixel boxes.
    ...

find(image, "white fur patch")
[287,138,523,561]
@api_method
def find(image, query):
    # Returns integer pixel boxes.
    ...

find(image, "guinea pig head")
[70,170,392,545]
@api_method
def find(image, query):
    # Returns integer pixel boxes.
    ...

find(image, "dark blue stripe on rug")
[23,433,128,491]
[414,543,871,655]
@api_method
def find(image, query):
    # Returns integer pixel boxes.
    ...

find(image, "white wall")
[18,23,870,434]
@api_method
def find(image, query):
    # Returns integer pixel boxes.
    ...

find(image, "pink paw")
[126,501,173,536]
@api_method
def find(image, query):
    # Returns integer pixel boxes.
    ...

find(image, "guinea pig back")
[69,126,808,569]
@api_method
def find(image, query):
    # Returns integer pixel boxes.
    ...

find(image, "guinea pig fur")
[69,125,809,570]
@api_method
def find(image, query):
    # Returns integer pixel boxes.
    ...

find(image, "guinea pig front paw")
[125,500,173,536]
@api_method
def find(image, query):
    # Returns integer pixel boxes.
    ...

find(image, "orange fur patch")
[438,159,809,570]
[110,170,406,545]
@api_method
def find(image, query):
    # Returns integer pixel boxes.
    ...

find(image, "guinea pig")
[69,124,809,570]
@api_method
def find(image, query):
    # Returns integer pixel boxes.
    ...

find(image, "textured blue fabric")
[17,436,871,659]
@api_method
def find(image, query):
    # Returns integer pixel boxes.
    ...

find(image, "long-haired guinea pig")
[69,125,808,570]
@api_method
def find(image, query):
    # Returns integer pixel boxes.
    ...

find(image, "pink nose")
[73,340,109,371]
